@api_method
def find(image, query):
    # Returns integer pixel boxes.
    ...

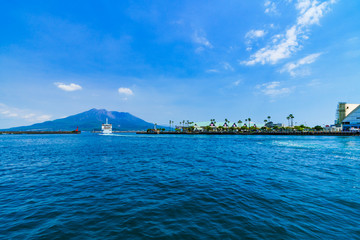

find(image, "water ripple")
[0,134,359,239]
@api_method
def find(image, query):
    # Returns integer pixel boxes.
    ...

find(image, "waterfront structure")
[324,125,342,132]
[336,102,360,131]
[178,121,265,131]
[101,118,112,134]
[265,121,284,128]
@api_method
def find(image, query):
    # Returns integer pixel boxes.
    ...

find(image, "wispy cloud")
[233,80,242,86]
[206,69,219,73]
[222,62,234,71]
[245,29,266,51]
[242,0,335,65]
[264,1,278,14]
[281,52,322,76]
[307,79,321,87]
[206,62,234,73]
[55,82,82,91]
[256,82,293,97]
[246,29,266,39]
[0,103,52,122]
[193,30,213,53]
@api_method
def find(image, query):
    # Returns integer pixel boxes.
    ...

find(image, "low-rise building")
[324,125,342,132]
[265,121,284,128]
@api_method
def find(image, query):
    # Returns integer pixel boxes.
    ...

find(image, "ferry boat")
[102,118,112,134]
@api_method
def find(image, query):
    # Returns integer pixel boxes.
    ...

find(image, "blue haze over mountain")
[2,109,155,131]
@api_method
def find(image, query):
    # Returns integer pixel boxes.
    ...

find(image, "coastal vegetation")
[164,115,332,134]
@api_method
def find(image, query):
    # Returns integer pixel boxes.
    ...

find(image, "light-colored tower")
[336,102,360,125]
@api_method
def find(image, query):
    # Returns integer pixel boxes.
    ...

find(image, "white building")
[336,102,360,131]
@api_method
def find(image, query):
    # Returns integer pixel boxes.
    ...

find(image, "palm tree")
[264,119,268,127]
[289,114,294,127]
[210,119,216,130]
[248,118,251,128]
[286,116,290,127]
[169,120,172,131]
[237,120,242,131]
[225,118,230,128]
[245,119,248,129]
[267,116,271,122]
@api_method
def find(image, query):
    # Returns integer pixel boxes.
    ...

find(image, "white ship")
[102,118,113,134]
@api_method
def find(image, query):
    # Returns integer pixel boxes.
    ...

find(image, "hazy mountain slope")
[3,109,155,131]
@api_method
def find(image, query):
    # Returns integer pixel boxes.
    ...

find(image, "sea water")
[0,133,359,239]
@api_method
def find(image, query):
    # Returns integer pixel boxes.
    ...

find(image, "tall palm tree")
[210,119,216,130]
[289,114,294,127]
[264,119,268,127]
[225,118,230,127]
[248,118,251,128]
[286,116,290,127]
[267,116,271,122]
[169,120,172,131]
[245,119,248,128]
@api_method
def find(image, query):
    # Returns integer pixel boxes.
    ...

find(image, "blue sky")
[1,0,360,128]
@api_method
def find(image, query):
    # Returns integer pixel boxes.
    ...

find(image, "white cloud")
[36,115,52,122]
[55,82,82,91]
[0,103,52,122]
[245,30,266,52]
[243,0,335,65]
[264,1,278,14]
[192,30,213,52]
[233,80,242,86]
[246,30,266,39]
[206,69,219,73]
[296,0,334,26]
[243,25,299,65]
[118,87,134,95]
[281,52,322,76]
[256,82,293,97]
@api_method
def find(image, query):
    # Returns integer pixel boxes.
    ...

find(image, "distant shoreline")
[136,131,360,136]
[91,130,140,133]
[0,131,81,135]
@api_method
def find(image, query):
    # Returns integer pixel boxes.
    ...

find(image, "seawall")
[136,131,360,136]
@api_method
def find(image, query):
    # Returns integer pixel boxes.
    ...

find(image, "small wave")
[272,141,316,149]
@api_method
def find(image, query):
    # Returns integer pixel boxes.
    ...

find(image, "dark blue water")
[1,133,359,239]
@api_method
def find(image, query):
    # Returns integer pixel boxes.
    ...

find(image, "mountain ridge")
[2,109,156,131]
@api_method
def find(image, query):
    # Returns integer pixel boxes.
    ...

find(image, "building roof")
[342,105,360,124]
[191,121,265,128]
